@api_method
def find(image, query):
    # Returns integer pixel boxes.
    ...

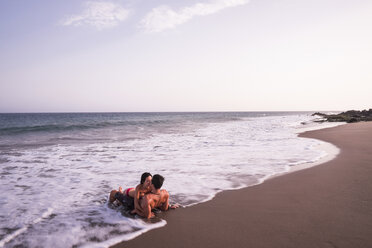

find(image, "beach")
[1,112,340,247]
[112,122,372,248]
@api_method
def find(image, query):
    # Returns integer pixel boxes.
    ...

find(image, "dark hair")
[152,174,164,189]
[140,172,152,184]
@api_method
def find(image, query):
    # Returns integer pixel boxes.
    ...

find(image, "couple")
[109,173,178,219]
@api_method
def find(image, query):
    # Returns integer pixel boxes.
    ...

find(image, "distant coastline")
[313,109,372,123]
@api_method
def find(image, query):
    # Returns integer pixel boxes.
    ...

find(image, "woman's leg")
[109,186,124,203]
[109,190,118,203]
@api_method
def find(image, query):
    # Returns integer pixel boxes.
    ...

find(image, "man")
[133,174,179,219]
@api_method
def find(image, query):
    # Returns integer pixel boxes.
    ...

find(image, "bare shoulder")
[160,190,169,202]
[135,184,142,190]
[142,194,153,205]
[160,189,169,196]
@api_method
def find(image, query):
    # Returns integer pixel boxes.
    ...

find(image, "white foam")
[295,120,346,133]
[289,140,340,172]
[80,220,167,248]
[0,227,28,248]
[0,208,53,248]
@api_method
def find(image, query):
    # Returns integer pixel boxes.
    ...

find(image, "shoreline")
[287,125,343,174]
[112,122,372,248]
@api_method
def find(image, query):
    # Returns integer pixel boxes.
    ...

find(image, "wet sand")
[111,122,372,248]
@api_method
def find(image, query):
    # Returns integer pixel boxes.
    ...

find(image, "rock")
[312,109,372,123]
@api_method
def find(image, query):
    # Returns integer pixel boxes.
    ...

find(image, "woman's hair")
[140,172,152,184]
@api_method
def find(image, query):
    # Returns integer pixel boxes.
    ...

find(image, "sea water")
[0,112,343,247]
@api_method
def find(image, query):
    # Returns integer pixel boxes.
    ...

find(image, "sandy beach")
[112,122,372,248]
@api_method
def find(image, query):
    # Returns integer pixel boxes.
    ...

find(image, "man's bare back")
[147,189,169,210]
[136,189,169,218]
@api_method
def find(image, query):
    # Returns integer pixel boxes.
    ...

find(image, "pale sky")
[1,0,371,112]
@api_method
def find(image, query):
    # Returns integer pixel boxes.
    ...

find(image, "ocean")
[0,112,342,248]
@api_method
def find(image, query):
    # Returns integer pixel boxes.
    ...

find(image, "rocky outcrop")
[312,109,372,123]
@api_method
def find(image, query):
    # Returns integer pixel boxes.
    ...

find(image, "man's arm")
[159,190,180,210]
[136,196,153,219]
[159,191,170,211]
[144,203,152,219]
[133,185,141,210]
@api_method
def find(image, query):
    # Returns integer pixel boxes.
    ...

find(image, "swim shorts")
[114,192,134,210]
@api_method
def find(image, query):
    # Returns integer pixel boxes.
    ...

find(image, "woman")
[109,172,152,212]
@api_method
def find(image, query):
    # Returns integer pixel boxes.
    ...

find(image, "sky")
[0,0,371,113]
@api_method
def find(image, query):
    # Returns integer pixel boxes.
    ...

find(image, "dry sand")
[112,122,372,248]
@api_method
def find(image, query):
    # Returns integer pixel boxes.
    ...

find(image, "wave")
[0,208,53,248]
[0,112,298,136]
[0,120,171,136]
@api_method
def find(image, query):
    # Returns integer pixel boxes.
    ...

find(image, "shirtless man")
[133,174,179,219]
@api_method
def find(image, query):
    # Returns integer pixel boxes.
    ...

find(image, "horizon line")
[0,110,343,114]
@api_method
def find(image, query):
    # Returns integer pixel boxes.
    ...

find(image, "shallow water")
[0,112,342,247]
